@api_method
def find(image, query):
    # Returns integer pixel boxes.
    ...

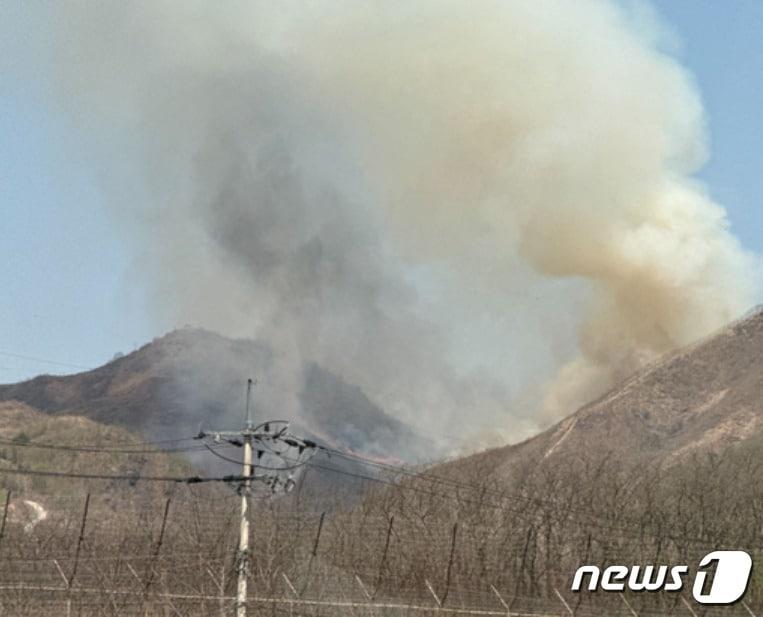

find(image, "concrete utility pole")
[205,379,256,617]
[199,378,317,616]
[237,378,254,617]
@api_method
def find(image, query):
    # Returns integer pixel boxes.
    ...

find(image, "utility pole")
[237,378,254,617]
[198,378,318,616]
[204,378,256,617]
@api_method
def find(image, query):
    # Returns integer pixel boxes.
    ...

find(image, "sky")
[0,1,761,384]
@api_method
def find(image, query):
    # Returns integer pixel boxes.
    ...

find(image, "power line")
[0,436,211,454]
[0,466,246,484]
[316,445,494,493]
[0,350,92,371]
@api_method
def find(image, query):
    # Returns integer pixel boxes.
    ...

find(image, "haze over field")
[19,1,760,448]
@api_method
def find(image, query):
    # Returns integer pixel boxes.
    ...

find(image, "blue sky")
[654,0,763,253]
[1,2,761,383]
[0,92,152,379]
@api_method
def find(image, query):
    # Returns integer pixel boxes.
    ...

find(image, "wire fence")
[0,486,759,617]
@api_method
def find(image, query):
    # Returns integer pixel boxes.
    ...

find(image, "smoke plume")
[29,1,759,446]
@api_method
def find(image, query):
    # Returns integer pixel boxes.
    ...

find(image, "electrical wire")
[0,350,92,371]
[316,445,494,493]
[0,467,247,484]
[0,436,218,454]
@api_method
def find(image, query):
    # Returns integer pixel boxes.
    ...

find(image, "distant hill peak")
[0,328,431,462]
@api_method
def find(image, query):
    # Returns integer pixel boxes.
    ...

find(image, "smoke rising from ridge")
[31,1,759,446]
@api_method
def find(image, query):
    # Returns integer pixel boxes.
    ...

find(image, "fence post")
[441,522,458,606]
[0,490,11,551]
[68,493,90,588]
[311,511,325,557]
[373,515,394,598]
[144,498,172,598]
[66,493,90,617]
[299,512,325,597]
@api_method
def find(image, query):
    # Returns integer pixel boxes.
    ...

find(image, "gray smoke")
[15,1,760,449]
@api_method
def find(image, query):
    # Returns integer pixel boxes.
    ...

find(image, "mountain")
[448,306,763,479]
[0,328,430,462]
[4,306,761,491]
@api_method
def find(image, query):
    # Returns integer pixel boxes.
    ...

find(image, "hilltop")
[0,329,430,462]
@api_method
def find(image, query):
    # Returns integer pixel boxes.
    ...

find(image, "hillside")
[0,400,198,514]
[447,306,763,479]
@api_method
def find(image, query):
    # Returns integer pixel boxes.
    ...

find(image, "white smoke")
[18,1,760,446]
[288,1,758,418]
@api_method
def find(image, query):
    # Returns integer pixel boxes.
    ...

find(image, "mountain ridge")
[439,306,763,481]
[0,328,431,462]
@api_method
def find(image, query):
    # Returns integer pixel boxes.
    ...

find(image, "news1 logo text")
[571,551,752,605]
